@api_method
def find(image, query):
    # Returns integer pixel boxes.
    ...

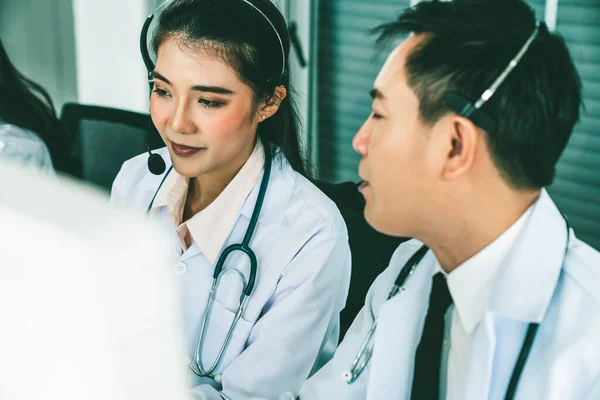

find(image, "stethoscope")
[342,217,571,400]
[146,143,273,378]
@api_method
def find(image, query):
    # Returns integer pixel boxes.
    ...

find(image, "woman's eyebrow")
[151,71,235,95]
[190,85,234,95]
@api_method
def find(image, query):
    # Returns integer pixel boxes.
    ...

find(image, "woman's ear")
[258,85,287,121]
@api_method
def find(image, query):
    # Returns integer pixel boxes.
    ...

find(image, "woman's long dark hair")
[0,37,65,168]
[153,0,309,177]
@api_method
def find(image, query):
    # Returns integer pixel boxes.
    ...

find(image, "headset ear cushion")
[444,91,497,134]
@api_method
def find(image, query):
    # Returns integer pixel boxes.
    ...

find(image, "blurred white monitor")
[0,161,190,400]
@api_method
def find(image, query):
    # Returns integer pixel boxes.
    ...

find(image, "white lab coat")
[111,147,352,400]
[299,190,600,399]
[0,122,53,172]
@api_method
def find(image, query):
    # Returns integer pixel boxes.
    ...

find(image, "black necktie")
[411,272,454,400]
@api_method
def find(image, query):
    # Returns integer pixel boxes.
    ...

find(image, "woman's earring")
[262,115,266,120]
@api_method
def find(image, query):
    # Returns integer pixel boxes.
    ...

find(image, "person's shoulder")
[0,123,52,170]
[360,239,426,311]
[545,234,600,375]
[385,239,428,275]
[275,154,347,239]
[0,122,43,143]
[562,234,600,306]
[364,239,426,292]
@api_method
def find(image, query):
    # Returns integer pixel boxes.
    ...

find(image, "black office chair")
[314,181,409,340]
[60,103,163,191]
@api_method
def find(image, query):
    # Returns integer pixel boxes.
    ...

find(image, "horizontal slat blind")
[547,0,600,250]
[317,0,410,182]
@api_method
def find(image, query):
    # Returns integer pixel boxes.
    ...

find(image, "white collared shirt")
[150,141,264,264]
[436,207,533,400]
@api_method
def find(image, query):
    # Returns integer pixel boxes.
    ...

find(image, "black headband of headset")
[139,0,286,88]
[444,24,541,133]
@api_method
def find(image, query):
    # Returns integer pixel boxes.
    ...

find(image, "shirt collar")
[151,141,265,264]
[434,204,533,334]
[488,189,569,322]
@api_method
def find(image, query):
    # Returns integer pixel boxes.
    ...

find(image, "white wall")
[72,0,151,113]
[0,0,77,113]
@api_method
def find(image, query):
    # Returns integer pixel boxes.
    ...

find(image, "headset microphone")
[146,123,166,175]
[141,8,166,175]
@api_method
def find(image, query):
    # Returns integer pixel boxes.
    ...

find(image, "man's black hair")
[374,0,582,189]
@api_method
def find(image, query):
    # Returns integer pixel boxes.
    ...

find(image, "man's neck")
[424,189,540,273]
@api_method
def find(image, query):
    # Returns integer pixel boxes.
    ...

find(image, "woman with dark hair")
[0,37,63,172]
[111,1,351,398]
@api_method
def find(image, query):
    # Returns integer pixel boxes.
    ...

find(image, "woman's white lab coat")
[298,190,600,399]
[111,147,351,400]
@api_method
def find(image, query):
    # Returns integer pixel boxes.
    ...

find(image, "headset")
[444,24,541,134]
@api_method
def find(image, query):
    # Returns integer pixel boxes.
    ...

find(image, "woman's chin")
[170,158,206,179]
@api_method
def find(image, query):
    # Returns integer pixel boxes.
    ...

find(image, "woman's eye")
[372,111,383,120]
[198,98,224,109]
[153,88,170,98]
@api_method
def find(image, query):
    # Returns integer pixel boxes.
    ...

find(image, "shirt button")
[443,337,449,346]
[0,140,5,150]
[176,261,188,275]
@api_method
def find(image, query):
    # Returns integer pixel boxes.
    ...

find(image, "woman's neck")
[183,142,256,221]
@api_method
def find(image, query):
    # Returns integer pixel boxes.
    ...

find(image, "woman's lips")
[170,142,205,157]
[358,180,369,191]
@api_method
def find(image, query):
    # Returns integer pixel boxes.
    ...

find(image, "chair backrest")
[314,181,409,340]
[60,103,163,190]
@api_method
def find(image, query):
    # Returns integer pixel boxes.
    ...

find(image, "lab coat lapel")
[367,250,436,400]
[463,190,568,400]
[463,313,537,400]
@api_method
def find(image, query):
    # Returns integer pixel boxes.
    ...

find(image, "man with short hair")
[296,0,600,398]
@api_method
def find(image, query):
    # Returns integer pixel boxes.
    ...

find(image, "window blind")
[316,0,410,182]
[547,0,600,250]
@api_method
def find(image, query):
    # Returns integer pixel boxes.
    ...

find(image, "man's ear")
[441,116,480,181]
[258,86,287,121]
